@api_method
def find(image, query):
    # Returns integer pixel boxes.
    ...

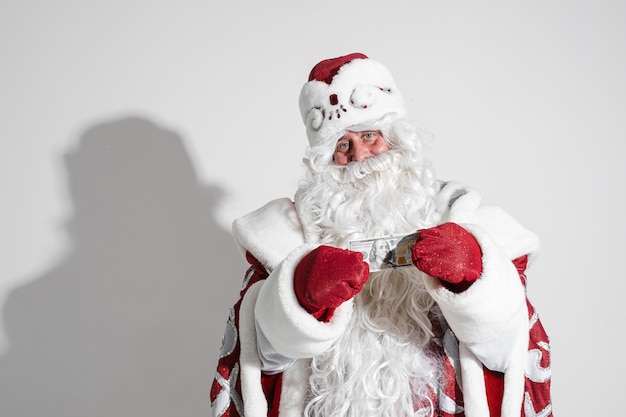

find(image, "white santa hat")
[299,53,407,150]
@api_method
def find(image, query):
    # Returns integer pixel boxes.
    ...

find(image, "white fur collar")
[232,198,306,272]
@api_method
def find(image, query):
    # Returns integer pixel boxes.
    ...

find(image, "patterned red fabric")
[514,255,553,417]
[210,252,270,417]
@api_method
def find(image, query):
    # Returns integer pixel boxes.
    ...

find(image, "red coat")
[211,182,552,417]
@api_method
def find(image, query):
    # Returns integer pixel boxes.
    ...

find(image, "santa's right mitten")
[411,222,482,292]
[294,245,370,322]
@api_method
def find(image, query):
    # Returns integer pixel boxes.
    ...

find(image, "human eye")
[362,131,378,141]
[335,141,349,153]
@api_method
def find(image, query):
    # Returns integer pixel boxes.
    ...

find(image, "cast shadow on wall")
[0,117,244,416]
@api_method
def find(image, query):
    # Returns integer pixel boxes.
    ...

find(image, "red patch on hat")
[308,53,368,84]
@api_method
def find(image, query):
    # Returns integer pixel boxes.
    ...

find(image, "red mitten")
[411,222,482,292]
[294,245,370,322]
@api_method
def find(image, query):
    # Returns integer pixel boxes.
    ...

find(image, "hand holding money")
[411,222,483,292]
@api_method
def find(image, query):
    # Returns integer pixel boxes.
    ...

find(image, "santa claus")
[210,53,552,417]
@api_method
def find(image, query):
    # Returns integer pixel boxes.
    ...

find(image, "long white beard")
[305,268,442,417]
[295,148,443,416]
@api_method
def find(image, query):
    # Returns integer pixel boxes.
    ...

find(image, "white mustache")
[326,150,399,184]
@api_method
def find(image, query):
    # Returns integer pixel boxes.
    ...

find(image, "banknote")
[348,232,419,272]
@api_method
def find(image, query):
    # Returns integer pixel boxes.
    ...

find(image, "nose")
[349,140,371,162]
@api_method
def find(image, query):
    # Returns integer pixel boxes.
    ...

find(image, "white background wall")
[2,1,624,415]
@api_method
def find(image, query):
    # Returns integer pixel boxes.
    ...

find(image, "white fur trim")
[255,244,354,359]
[299,57,407,149]
[239,281,268,417]
[435,180,482,223]
[458,331,528,417]
[278,359,311,416]
[232,198,305,272]
[464,306,528,373]
[471,205,540,264]
[239,279,312,417]
[458,343,490,417]
[436,180,540,262]
[500,328,528,417]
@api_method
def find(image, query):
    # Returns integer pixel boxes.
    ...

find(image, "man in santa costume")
[210,53,552,417]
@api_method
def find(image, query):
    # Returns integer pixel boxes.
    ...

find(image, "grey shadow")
[0,117,244,416]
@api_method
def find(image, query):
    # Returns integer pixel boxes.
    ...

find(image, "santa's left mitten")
[411,222,483,292]
[294,245,370,322]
